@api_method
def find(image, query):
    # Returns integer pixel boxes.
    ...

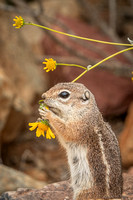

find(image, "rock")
[0,164,46,195]
[41,16,133,116]
[0,68,14,132]
[0,181,72,200]
[41,0,80,18]
[122,173,133,199]
[2,137,68,183]
[119,103,133,168]
[0,173,133,200]
[0,11,47,143]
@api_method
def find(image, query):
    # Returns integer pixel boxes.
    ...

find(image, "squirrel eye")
[59,91,70,99]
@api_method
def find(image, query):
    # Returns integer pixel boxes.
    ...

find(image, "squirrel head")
[42,82,100,125]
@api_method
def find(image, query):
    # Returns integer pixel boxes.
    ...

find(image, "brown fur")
[39,82,123,200]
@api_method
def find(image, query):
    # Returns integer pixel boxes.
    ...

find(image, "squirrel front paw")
[39,107,49,120]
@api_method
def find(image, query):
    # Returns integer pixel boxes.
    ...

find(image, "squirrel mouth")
[42,102,62,117]
[40,101,62,117]
[49,106,62,117]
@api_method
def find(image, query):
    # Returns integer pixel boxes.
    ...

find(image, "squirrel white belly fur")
[39,82,122,200]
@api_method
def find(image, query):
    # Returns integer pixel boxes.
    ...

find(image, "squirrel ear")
[82,91,90,101]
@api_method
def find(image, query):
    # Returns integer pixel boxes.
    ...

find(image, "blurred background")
[0,0,133,195]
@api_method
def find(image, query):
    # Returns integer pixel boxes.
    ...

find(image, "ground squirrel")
[39,82,123,200]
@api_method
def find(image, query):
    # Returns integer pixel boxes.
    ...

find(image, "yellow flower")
[28,121,55,139]
[42,58,57,72]
[13,16,24,29]
[39,101,49,110]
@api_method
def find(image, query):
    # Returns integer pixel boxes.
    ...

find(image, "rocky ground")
[0,173,133,200]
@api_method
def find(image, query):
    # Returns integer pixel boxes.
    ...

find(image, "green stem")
[25,23,133,47]
[72,47,133,82]
[57,63,86,70]
[72,69,88,83]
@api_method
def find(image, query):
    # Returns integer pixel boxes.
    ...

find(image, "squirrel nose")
[42,93,46,99]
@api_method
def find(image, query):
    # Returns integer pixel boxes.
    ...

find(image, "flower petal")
[46,132,51,139]
[36,128,42,137]
[41,130,45,137]
[29,122,38,131]
[47,128,55,139]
